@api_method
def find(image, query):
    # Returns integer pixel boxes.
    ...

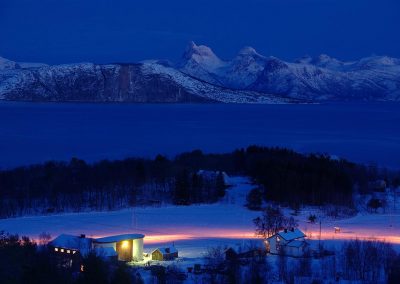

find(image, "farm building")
[265,228,309,257]
[151,246,178,261]
[94,234,145,261]
[49,233,145,264]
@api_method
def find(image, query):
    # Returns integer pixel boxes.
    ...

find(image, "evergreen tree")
[215,171,226,198]
[173,169,190,205]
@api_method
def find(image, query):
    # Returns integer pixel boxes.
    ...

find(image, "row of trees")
[1,146,395,217]
[176,146,394,208]
[0,156,227,217]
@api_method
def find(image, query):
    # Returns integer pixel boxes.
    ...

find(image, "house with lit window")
[49,233,145,269]
[264,228,309,257]
[151,246,178,261]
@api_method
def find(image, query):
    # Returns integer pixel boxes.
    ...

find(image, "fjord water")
[0,102,399,169]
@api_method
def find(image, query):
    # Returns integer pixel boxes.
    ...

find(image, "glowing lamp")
[121,240,129,249]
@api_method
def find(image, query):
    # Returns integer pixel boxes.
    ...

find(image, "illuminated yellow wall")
[132,238,143,261]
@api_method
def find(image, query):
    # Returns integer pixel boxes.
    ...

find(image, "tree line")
[0,146,395,217]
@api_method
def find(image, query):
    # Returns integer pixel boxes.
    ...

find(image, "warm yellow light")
[121,240,129,249]
[67,250,70,254]
[60,248,64,252]
[54,248,58,252]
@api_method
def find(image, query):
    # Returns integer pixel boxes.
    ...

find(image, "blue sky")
[1,0,399,64]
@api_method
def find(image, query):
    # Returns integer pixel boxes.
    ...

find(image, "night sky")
[1,0,399,64]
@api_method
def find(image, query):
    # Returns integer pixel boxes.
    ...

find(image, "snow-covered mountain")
[1,43,400,103]
[0,60,293,104]
[179,43,400,101]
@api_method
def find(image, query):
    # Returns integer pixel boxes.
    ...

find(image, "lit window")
[67,250,70,254]
[60,249,64,252]
[72,251,76,254]
[121,241,129,249]
[54,248,59,252]
[80,265,84,272]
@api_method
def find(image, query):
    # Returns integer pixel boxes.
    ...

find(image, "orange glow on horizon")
[30,227,400,246]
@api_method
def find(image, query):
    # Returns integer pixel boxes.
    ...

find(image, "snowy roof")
[49,234,93,255]
[152,247,178,255]
[286,240,308,248]
[94,233,145,243]
[277,229,305,241]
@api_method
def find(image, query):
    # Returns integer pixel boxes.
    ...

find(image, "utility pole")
[319,219,322,253]
[132,207,137,230]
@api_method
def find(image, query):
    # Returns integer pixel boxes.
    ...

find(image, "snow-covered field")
[0,176,399,258]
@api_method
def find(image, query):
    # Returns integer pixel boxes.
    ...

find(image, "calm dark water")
[0,102,399,169]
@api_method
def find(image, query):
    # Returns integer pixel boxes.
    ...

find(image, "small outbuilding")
[151,247,178,261]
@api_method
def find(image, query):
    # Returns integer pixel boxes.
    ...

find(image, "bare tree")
[254,206,298,238]
[38,232,51,246]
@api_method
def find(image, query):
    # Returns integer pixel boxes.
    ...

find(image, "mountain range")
[1,42,400,103]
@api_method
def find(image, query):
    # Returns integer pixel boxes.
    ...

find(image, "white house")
[265,228,309,257]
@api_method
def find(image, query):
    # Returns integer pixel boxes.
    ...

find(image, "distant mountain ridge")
[1,43,400,103]
[179,42,400,101]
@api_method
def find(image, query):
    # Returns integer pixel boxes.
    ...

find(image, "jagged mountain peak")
[355,55,400,69]
[237,46,263,57]
[179,41,226,85]
[294,55,313,64]
[182,41,224,67]
[312,54,342,64]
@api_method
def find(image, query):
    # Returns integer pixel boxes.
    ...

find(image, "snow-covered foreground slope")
[0,177,399,253]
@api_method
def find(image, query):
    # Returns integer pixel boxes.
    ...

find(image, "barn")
[151,247,178,261]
